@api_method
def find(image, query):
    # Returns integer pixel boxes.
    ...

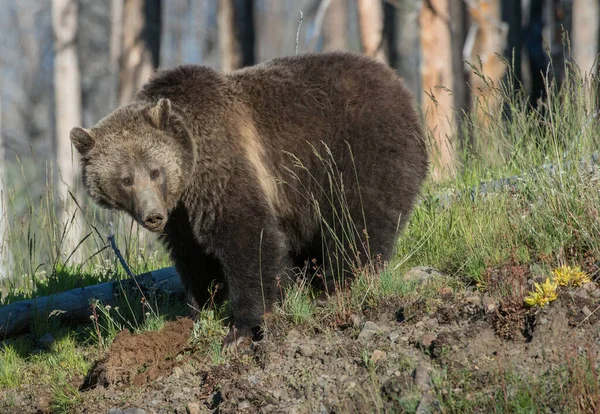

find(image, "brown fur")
[71,52,429,344]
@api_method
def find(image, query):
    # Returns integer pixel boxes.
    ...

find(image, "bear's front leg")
[211,202,292,348]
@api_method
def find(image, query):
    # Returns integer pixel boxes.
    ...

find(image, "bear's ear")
[149,98,171,130]
[70,127,95,155]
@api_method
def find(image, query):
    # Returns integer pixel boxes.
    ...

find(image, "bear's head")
[70,98,196,233]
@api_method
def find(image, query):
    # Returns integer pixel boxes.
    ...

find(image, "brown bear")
[70,52,429,346]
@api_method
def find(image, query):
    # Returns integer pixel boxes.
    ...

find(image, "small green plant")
[524,277,559,308]
[552,265,592,287]
[280,280,314,325]
[49,381,82,414]
[0,344,25,389]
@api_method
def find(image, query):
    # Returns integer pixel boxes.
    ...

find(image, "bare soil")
[4,273,600,413]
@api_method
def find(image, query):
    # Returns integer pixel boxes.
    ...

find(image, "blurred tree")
[382,1,397,66]
[118,0,162,106]
[501,0,522,86]
[420,0,456,180]
[0,76,9,279]
[394,0,422,104]
[449,0,470,149]
[218,0,255,71]
[52,0,84,263]
[219,0,241,71]
[524,0,547,108]
[322,0,348,52]
[572,0,599,76]
[356,0,386,62]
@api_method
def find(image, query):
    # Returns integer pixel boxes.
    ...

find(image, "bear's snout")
[143,211,165,230]
[135,186,167,232]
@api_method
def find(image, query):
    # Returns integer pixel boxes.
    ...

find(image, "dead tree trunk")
[0,76,9,279]
[395,0,423,105]
[356,0,387,63]
[52,0,84,264]
[218,0,255,71]
[322,0,348,52]
[572,0,599,76]
[109,0,124,109]
[449,0,470,149]
[218,0,241,72]
[119,0,161,106]
[420,0,456,180]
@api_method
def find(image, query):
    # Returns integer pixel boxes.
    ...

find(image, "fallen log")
[0,266,183,340]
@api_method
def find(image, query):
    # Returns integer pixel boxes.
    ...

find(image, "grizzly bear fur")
[70,52,429,345]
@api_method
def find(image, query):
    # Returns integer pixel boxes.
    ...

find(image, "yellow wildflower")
[524,277,558,307]
[552,265,592,287]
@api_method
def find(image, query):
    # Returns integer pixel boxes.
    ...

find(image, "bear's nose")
[143,212,165,227]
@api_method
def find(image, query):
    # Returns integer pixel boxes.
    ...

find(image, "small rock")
[413,364,431,392]
[358,321,380,340]
[286,329,302,343]
[371,349,386,363]
[575,289,589,300]
[388,332,400,342]
[405,266,444,285]
[107,409,124,414]
[538,317,548,325]
[415,320,424,328]
[299,342,316,357]
[465,295,482,306]
[420,334,437,349]
[123,409,147,414]
[425,318,439,328]
[238,401,251,410]
[171,367,184,379]
[350,314,362,328]
[38,333,55,349]
[582,282,597,292]
[440,287,453,297]
[591,289,600,299]
[186,403,201,414]
[182,387,191,394]
[582,306,593,317]
[482,295,498,313]
[416,393,437,414]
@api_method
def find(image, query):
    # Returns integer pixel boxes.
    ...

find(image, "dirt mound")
[83,318,194,388]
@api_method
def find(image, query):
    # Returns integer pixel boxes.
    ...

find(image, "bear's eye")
[150,169,160,180]
[122,177,133,187]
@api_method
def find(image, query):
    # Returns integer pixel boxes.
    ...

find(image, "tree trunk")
[218,0,242,72]
[356,0,386,63]
[0,77,9,279]
[52,0,84,264]
[119,0,161,106]
[235,0,256,67]
[420,0,456,180]
[572,0,599,76]
[448,0,470,149]
[501,0,522,85]
[109,0,124,110]
[395,0,423,105]
[218,0,256,71]
[322,0,348,52]
[0,266,183,340]
[383,1,397,67]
